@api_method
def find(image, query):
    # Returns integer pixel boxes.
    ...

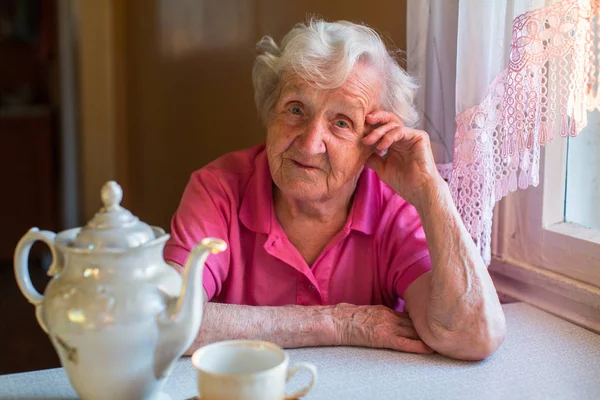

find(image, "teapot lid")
[73,181,155,250]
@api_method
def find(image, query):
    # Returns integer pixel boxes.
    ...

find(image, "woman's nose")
[296,118,326,155]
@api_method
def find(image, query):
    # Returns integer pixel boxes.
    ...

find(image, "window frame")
[489,133,600,332]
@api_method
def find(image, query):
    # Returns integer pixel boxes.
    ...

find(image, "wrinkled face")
[266,63,382,202]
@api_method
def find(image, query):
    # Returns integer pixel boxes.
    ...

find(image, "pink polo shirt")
[164,144,431,310]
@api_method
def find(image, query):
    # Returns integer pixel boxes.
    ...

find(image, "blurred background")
[0,0,408,374]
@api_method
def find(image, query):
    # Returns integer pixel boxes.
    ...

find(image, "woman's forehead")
[279,67,382,109]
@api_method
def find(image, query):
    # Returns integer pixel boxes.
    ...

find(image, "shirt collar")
[239,148,377,236]
[239,147,272,234]
[347,167,377,235]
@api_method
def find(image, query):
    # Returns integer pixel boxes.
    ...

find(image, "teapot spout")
[154,238,226,379]
[168,238,226,325]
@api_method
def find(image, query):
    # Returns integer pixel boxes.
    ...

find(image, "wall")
[82,0,408,229]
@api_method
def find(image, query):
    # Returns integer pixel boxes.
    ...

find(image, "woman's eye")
[289,106,303,115]
[335,120,350,129]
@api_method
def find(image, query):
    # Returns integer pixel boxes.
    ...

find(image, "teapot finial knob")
[75,181,155,248]
[101,181,123,210]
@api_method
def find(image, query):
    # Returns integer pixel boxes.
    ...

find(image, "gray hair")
[252,18,419,127]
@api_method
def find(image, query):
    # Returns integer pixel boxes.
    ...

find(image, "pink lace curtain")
[408,0,600,264]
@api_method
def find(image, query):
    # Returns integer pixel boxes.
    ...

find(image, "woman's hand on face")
[334,303,433,354]
[362,111,442,209]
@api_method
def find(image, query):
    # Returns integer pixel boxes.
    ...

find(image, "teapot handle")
[14,228,60,333]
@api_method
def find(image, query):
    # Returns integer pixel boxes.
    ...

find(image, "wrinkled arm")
[184,300,431,356]
[403,178,506,361]
[182,290,338,356]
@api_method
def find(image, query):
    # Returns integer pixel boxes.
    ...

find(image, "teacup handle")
[284,362,317,399]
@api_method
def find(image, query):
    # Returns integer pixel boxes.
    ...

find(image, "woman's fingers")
[365,110,400,126]
[390,336,434,354]
[376,128,405,152]
[363,115,419,151]
[371,329,433,354]
[362,122,402,146]
[397,325,420,340]
[365,125,429,155]
[394,312,415,327]
[363,111,403,146]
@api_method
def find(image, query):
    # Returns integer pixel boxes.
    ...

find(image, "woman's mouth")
[292,160,318,170]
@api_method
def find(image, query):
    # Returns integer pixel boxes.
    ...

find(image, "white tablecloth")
[1,303,599,399]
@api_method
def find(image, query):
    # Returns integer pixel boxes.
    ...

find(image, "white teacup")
[191,340,317,400]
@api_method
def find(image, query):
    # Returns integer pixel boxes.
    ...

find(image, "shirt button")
[308,284,316,292]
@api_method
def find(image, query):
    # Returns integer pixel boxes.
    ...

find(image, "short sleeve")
[381,201,432,302]
[163,170,232,300]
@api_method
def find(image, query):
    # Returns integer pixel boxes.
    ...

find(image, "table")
[1,303,599,399]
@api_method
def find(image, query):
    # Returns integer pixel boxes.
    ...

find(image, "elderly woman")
[164,19,506,361]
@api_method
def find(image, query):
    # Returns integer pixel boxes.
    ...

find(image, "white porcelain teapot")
[14,181,226,400]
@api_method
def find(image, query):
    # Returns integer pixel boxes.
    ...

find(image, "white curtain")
[407,0,459,168]
[408,0,600,264]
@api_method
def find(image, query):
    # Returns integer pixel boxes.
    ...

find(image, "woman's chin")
[276,179,327,201]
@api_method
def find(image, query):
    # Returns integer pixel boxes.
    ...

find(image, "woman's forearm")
[184,294,338,355]
[414,178,506,357]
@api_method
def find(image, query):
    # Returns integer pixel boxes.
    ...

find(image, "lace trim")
[450,0,600,264]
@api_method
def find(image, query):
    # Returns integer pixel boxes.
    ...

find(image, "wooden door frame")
[76,0,130,221]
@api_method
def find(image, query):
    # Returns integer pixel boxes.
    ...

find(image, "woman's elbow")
[459,312,507,361]
[430,311,507,361]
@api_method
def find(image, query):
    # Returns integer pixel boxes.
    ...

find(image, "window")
[565,110,600,232]
[489,110,600,333]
